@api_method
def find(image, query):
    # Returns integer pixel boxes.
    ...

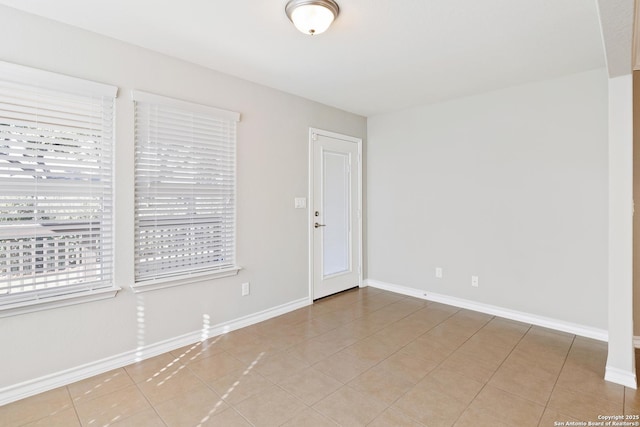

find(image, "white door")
[310,128,361,300]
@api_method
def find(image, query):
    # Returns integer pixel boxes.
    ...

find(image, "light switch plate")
[294,197,307,209]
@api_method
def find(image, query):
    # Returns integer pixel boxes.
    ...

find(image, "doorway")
[309,128,362,300]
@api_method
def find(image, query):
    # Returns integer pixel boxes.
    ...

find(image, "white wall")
[367,69,609,329]
[0,6,366,394]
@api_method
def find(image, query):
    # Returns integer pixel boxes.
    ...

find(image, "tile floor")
[2,287,639,426]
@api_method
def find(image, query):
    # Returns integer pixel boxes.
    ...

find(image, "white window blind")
[0,61,117,311]
[132,91,240,285]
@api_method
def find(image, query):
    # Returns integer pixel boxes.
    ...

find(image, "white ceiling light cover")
[286,0,339,35]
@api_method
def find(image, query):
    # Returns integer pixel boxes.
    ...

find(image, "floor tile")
[254,351,310,383]
[125,353,182,384]
[187,351,247,383]
[455,337,514,368]
[285,320,333,340]
[287,336,343,365]
[20,407,81,427]
[375,349,439,384]
[453,407,511,427]
[348,365,414,404]
[372,307,412,324]
[154,384,228,427]
[137,363,206,405]
[419,324,472,353]
[625,387,640,415]
[501,345,567,377]
[464,385,545,426]
[313,349,376,383]
[170,337,226,365]
[67,368,134,404]
[471,318,529,348]
[280,407,339,426]
[400,336,456,364]
[311,311,354,330]
[261,330,308,349]
[368,407,426,427]
[419,302,460,319]
[523,326,574,352]
[437,349,498,384]
[294,316,342,335]
[442,310,492,335]
[426,367,485,404]
[556,361,625,404]
[2,288,629,427]
[108,408,166,427]
[343,336,399,364]
[373,323,431,348]
[313,326,361,350]
[337,318,381,339]
[233,384,306,427]
[207,369,272,405]
[393,382,469,427]
[197,408,252,427]
[547,386,624,421]
[537,407,585,426]
[313,386,388,426]
[223,337,282,365]
[564,338,609,374]
[0,387,73,426]
[489,361,556,404]
[74,384,152,426]
[385,297,426,314]
[278,367,343,405]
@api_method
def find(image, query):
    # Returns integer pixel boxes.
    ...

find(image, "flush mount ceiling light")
[285,0,340,35]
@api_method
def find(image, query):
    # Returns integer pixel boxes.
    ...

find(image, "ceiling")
[0,0,628,117]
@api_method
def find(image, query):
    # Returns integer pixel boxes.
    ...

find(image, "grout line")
[65,385,84,427]
[259,290,428,424]
[344,306,466,413]
[131,374,168,427]
[449,320,534,426]
[536,335,576,427]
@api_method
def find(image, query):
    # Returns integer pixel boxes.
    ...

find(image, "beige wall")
[0,5,366,392]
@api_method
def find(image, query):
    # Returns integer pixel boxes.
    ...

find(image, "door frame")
[307,127,363,303]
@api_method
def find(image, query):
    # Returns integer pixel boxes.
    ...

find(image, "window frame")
[131,90,241,293]
[0,61,120,317]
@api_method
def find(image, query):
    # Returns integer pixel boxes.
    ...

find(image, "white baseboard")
[364,279,608,342]
[605,366,637,389]
[0,297,310,406]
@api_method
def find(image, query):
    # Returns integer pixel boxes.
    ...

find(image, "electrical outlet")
[471,276,479,287]
[435,267,443,278]
[242,282,250,296]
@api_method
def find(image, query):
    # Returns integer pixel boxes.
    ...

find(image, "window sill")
[131,266,242,293]
[0,286,121,318]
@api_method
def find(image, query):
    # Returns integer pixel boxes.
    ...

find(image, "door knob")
[314,222,326,228]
